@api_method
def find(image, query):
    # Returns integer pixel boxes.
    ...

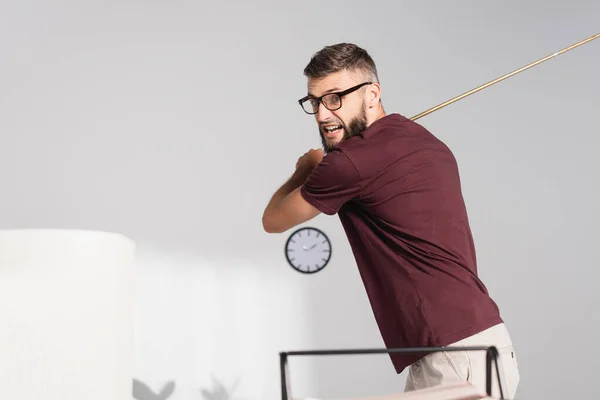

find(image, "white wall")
[1,1,598,399]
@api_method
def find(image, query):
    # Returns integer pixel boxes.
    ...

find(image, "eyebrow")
[307,87,342,98]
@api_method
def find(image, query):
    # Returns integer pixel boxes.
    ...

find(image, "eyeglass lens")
[302,94,341,114]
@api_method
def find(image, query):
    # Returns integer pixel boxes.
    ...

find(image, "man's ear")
[366,82,381,108]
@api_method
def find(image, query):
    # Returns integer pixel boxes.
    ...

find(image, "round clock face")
[285,227,331,274]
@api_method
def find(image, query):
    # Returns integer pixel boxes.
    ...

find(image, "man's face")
[306,70,369,152]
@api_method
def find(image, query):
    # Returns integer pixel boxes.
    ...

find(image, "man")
[262,43,520,398]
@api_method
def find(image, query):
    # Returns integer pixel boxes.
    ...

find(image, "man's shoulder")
[341,113,424,148]
[368,113,411,132]
[363,113,449,151]
[336,112,456,178]
[335,113,420,155]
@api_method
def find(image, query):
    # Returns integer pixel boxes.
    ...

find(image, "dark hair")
[303,43,380,83]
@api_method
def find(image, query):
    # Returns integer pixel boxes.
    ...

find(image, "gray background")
[1,1,598,399]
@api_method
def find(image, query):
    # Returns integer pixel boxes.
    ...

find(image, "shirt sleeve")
[300,150,362,215]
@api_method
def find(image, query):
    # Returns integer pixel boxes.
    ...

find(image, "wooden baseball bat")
[410,32,600,121]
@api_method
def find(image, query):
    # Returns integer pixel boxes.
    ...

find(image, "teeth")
[324,125,341,132]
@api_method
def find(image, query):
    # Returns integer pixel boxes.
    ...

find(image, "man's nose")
[316,102,333,121]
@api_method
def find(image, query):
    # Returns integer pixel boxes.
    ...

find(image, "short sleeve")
[300,151,362,215]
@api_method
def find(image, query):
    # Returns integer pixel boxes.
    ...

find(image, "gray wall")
[1,1,598,399]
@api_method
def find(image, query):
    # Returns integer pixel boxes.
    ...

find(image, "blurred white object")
[0,229,136,400]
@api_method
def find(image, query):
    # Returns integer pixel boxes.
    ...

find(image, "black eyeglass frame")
[298,81,372,114]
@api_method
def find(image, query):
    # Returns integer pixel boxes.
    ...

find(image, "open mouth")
[323,124,343,137]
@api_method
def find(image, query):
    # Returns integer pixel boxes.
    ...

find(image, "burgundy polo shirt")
[300,113,502,373]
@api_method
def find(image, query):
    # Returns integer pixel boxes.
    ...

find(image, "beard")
[319,105,368,153]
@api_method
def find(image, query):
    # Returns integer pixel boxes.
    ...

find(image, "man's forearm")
[261,166,316,234]
[264,168,309,214]
[262,148,324,233]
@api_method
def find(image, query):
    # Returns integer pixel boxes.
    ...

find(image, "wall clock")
[285,227,331,274]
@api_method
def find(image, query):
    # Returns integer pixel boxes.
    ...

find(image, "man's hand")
[295,148,324,173]
[262,148,324,234]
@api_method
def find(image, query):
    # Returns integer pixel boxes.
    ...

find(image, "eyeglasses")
[298,82,372,115]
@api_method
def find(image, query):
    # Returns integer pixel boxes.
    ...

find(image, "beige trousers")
[404,323,520,399]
